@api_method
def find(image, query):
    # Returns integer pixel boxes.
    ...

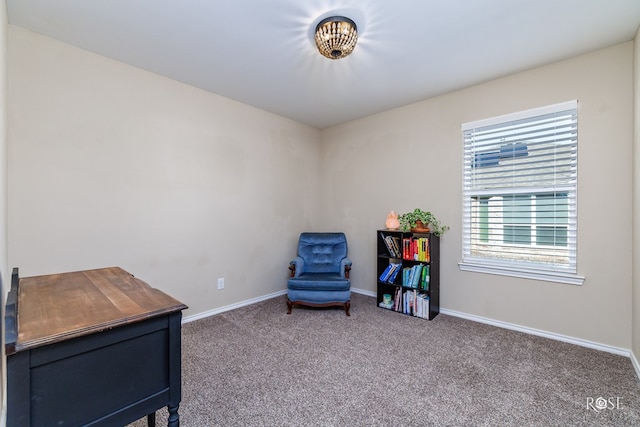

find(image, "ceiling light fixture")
[314,16,358,60]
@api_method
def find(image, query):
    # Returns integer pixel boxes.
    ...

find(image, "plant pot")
[411,220,431,233]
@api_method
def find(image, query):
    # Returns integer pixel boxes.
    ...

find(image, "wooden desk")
[4,267,188,427]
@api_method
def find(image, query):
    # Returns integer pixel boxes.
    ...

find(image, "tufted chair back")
[297,232,348,274]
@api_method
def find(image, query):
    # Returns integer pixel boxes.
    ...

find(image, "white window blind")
[460,101,583,285]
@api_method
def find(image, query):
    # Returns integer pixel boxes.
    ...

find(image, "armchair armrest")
[289,256,305,278]
[341,257,352,279]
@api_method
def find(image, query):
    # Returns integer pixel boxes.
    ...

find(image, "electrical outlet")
[217,277,224,290]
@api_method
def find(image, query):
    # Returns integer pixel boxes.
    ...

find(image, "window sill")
[458,261,585,285]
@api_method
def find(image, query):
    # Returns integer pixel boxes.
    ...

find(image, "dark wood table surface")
[12,266,187,353]
[5,266,188,427]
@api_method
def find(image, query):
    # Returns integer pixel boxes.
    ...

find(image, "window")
[460,101,584,285]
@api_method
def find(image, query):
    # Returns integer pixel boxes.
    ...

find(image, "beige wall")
[321,42,634,349]
[0,1,7,423]
[633,27,640,365]
[0,4,6,288]
[7,26,321,317]
[5,26,637,352]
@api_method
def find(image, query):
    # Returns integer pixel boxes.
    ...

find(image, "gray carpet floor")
[129,293,640,426]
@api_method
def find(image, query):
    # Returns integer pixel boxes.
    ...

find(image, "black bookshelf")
[376,229,440,320]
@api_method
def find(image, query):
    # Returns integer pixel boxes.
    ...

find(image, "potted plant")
[398,208,449,236]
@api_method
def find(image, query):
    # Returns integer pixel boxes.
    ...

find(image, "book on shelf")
[379,264,393,282]
[411,264,422,288]
[402,237,430,262]
[402,238,410,259]
[402,264,418,288]
[379,262,401,284]
[380,232,401,258]
[401,264,430,289]
[388,263,401,284]
[400,290,431,318]
[416,294,430,319]
[390,236,401,258]
[403,289,417,315]
[402,267,410,287]
[386,288,429,318]
[420,265,430,291]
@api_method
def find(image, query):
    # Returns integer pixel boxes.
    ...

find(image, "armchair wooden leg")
[286,299,293,314]
[344,301,351,316]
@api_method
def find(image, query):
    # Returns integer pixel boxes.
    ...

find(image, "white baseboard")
[184,288,373,323]
[351,287,376,297]
[181,288,639,381]
[440,308,631,357]
[356,289,633,361]
[182,289,287,323]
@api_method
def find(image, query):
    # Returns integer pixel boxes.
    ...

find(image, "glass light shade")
[315,16,358,60]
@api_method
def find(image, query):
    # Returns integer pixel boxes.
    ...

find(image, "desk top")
[13,267,187,353]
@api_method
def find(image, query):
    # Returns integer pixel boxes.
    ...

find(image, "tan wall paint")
[0,1,7,423]
[321,42,634,349]
[633,28,640,363]
[0,4,6,288]
[5,26,637,351]
[7,26,321,317]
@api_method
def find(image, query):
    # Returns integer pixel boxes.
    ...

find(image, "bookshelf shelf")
[377,229,440,320]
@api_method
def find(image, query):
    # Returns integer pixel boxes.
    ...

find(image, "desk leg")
[168,404,180,427]
[147,412,156,427]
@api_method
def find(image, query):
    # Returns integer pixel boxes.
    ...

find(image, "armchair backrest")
[297,232,348,274]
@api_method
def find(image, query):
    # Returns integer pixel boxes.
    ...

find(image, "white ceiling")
[7,0,640,129]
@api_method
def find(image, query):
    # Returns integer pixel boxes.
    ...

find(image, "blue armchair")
[287,232,352,316]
